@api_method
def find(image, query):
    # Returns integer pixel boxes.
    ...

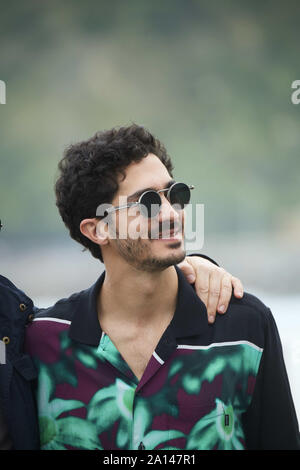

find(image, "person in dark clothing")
[0,275,39,450]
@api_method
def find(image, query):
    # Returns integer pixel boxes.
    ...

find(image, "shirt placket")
[96,329,178,450]
[132,330,178,451]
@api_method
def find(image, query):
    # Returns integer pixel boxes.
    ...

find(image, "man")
[24,124,299,450]
[0,226,244,450]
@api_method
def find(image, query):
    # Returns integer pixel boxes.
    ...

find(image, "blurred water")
[34,292,300,427]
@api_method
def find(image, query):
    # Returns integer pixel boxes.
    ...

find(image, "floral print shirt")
[24,266,300,450]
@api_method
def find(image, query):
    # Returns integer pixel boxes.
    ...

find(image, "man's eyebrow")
[127,179,176,200]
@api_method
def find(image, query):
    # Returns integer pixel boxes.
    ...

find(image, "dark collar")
[69,265,208,346]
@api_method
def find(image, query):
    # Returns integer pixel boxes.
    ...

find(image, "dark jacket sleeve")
[242,308,300,449]
[0,275,40,450]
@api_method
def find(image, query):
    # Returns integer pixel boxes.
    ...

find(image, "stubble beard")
[113,236,186,272]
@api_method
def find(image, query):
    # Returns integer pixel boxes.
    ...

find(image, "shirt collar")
[69,265,208,346]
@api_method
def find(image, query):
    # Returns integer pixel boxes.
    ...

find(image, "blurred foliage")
[0,0,300,240]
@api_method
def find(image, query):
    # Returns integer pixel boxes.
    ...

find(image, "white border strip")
[177,340,263,353]
[33,317,71,325]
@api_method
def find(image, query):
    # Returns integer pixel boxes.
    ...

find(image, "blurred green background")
[0,0,299,296]
[0,0,300,421]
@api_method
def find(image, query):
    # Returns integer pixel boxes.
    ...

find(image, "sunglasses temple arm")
[105,202,138,214]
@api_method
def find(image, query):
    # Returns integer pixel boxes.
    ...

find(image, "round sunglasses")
[103,182,194,218]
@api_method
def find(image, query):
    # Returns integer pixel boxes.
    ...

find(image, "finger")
[231,276,244,298]
[177,260,196,283]
[193,269,210,309]
[206,273,222,324]
[217,274,233,314]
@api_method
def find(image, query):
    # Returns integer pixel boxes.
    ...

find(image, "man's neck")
[97,262,178,330]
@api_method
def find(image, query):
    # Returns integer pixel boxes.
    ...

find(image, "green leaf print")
[132,395,185,450]
[87,382,123,432]
[170,344,261,410]
[186,399,245,450]
[37,365,101,450]
[87,378,135,448]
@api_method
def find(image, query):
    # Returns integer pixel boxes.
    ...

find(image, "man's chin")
[147,247,186,270]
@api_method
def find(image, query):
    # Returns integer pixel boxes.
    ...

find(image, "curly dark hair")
[55,123,174,262]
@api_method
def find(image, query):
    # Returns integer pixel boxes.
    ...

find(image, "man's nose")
[158,193,181,223]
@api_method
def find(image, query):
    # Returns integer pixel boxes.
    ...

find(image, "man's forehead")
[116,154,173,197]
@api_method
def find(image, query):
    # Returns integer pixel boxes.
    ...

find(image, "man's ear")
[80,218,109,246]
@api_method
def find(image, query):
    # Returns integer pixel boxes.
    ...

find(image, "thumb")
[177,260,196,283]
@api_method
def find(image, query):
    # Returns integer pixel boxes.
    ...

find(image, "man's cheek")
[127,216,149,240]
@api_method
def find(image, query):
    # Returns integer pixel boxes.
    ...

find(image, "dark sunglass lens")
[169,183,191,208]
[139,191,161,217]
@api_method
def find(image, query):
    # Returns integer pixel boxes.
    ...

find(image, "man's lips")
[148,225,183,240]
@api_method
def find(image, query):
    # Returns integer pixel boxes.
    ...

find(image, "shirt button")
[2,337,10,345]
[19,303,27,311]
